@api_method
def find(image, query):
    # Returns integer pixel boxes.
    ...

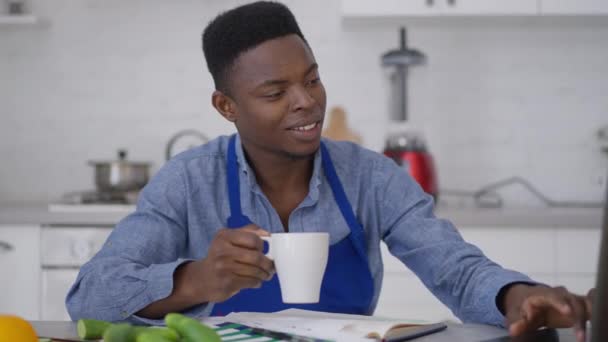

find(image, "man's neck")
[241,142,315,194]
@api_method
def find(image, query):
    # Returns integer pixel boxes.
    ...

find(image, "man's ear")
[212,90,237,123]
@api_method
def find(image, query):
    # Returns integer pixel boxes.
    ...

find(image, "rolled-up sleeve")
[65,161,212,324]
[377,161,534,327]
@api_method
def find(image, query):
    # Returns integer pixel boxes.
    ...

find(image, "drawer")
[41,227,112,266]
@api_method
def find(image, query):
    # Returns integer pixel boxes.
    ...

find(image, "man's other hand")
[504,284,593,342]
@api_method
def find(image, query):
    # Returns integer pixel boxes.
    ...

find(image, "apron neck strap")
[226,134,252,228]
[320,142,368,258]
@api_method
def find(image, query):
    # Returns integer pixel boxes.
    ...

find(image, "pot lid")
[88,149,152,167]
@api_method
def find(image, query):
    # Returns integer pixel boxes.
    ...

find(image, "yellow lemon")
[0,315,38,342]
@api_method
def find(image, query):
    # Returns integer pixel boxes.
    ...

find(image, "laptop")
[591,178,607,342]
[483,178,608,342]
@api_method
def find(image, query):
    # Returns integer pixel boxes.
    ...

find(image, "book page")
[202,309,434,341]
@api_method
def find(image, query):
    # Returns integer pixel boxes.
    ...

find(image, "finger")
[546,287,573,317]
[230,260,273,281]
[229,250,275,280]
[225,274,264,294]
[509,318,530,336]
[240,224,271,237]
[227,230,265,251]
[565,296,588,342]
[229,247,274,272]
[510,298,545,336]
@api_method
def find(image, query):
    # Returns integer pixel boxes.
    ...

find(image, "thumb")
[240,224,271,237]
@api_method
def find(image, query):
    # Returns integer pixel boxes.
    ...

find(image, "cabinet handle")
[426,0,434,6]
[0,241,14,253]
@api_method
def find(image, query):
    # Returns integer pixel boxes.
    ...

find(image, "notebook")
[202,309,447,341]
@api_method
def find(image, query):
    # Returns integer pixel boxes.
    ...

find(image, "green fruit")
[77,318,112,340]
[165,313,221,342]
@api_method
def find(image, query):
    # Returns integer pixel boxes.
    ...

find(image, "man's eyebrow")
[304,63,319,76]
[255,63,319,89]
[257,79,289,88]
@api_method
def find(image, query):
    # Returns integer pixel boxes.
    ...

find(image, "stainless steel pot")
[89,150,152,193]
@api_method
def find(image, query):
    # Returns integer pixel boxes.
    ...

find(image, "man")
[66,1,594,340]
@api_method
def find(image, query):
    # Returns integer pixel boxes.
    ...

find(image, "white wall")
[1,0,607,205]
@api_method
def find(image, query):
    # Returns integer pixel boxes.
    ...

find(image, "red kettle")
[383,130,438,200]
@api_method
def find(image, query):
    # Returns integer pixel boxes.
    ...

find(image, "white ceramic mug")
[262,232,329,303]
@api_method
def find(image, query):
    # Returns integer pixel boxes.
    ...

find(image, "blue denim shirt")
[66,134,532,326]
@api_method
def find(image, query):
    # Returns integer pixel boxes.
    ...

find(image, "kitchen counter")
[30,321,578,342]
[0,203,602,228]
[435,206,603,228]
[0,203,133,226]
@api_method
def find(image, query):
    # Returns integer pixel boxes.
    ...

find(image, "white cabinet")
[342,0,441,17]
[540,0,608,15]
[41,269,79,321]
[341,0,539,17]
[40,226,113,321]
[0,225,41,320]
[441,0,539,15]
[377,243,458,321]
[554,227,601,295]
[342,0,608,17]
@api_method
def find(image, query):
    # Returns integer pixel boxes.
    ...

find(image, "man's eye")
[264,91,284,99]
[307,78,321,86]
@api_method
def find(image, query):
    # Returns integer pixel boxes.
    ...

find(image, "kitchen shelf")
[0,14,39,25]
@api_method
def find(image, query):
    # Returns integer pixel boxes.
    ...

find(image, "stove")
[48,190,138,213]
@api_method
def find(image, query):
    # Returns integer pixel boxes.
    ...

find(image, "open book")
[202,309,447,342]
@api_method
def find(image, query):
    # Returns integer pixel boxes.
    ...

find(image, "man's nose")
[290,85,315,112]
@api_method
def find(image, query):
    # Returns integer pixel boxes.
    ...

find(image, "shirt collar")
[234,134,323,201]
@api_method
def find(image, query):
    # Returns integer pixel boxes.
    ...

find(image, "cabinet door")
[556,227,601,274]
[41,269,78,321]
[441,0,539,15]
[458,226,555,275]
[341,0,440,17]
[377,243,457,321]
[0,225,40,320]
[541,0,608,15]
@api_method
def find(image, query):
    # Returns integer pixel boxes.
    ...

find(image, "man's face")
[223,34,326,158]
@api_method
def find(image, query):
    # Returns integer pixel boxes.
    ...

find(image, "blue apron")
[211,135,374,316]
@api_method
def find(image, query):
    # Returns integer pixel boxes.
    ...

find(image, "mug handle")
[260,236,274,260]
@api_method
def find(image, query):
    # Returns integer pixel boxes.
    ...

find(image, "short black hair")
[202,1,308,93]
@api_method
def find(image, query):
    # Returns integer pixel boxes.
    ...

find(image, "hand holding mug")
[182,225,275,303]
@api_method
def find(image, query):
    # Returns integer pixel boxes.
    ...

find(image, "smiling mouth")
[289,121,320,131]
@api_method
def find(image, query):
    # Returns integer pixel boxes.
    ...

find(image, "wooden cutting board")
[322,106,362,144]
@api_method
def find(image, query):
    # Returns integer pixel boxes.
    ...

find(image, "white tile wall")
[1,0,607,204]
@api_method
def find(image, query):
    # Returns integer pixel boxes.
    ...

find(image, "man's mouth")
[289,122,319,132]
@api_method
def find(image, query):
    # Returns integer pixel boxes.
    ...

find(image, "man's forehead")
[230,35,315,85]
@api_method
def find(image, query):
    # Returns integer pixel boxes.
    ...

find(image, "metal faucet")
[165,129,208,161]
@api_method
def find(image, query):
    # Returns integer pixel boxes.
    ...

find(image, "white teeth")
[293,122,317,131]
